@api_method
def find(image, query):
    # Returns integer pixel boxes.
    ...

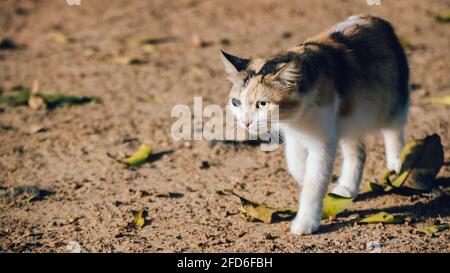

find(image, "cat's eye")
[256,101,267,109]
[231,98,241,107]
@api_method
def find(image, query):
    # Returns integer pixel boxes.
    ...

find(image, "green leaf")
[39,93,99,109]
[322,193,353,219]
[416,224,449,236]
[123,144,153,167]
[0,88,30,106]
[0,87,99,108]
[399,37,412,49]
[358,212,401,224]
[435,12,450,23]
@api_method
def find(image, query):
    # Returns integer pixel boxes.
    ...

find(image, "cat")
[220,15,409,235]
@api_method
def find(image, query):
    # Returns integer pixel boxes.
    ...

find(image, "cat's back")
[295,15,409,126]
[303,15,407,70]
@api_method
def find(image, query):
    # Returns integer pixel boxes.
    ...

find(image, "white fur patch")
[333,15,369,33]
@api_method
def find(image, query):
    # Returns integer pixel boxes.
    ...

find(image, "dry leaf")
[123,144,153,167]
[322,193,353,219]
[416,224,449,236]
[189,65,203,74]
[358,212,401,224]
[369,134,444,192]
[142,44,156,54]
[394,134,444,190]
[83,47,99,58]
[191,243,204,252]
[144,95,164,104]
[421,96,450,105]
[221,190,354,224]
[221,189,296,224]
[103,56,147,65]
[68,216,80,223]
[48,33,74,44]
[133,209,146,229]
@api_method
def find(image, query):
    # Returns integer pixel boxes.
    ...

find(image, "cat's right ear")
[220,50,249,81]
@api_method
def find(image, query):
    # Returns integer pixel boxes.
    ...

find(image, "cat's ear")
[271,60,301,87]
[220,50,249,81]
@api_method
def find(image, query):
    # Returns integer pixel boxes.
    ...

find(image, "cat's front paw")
[290,216,320,235]
[331,185,358,198]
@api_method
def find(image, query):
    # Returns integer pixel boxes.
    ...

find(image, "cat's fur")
[220,15,409,235]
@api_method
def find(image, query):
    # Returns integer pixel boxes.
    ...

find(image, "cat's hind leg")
[382,127,404,174]
[332,138,366,198]
[382,105,408,174]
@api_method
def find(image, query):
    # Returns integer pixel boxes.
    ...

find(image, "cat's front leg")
[285,136,308,184]
[291,137,337,235]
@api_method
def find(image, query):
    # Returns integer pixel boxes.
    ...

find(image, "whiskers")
[256,122,284,144]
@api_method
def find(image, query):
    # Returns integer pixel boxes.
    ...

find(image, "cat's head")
[220,50,303,134]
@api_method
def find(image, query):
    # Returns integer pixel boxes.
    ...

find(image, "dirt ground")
[0,0,449,253]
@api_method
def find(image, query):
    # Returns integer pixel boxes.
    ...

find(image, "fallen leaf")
[221,189,296,224]
[435,12,450,23]
[189,65,204,74]
[368,134,444,192]
[83,47,99,58]
[221,190,354,224]
[358,212,401,224]
[322,193,353,219]
[399,37,412,49]
[0,88,31,106]
[39,93,99,109]
[191,243,204,252]
[416,224,449,236]
[68,216,80,223]
[123,144,153,167]
[394,134,444,190]
[0,86,99,109]
[155,192,183,198]
[143,95,164,104]
[133,209,146,229]
[142,44,156,54]
[219,37,231,46]
[421,96,450,105]
[368,170,397,192]
[103,56,147,65]
[48,32,74,44]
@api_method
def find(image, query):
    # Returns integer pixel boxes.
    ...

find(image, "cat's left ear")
[272,61,301,87]
[220,50,249,81]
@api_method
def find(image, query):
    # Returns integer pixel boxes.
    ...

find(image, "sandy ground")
[0,0,449,253]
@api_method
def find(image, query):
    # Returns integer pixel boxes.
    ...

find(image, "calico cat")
[220,15,409,235]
